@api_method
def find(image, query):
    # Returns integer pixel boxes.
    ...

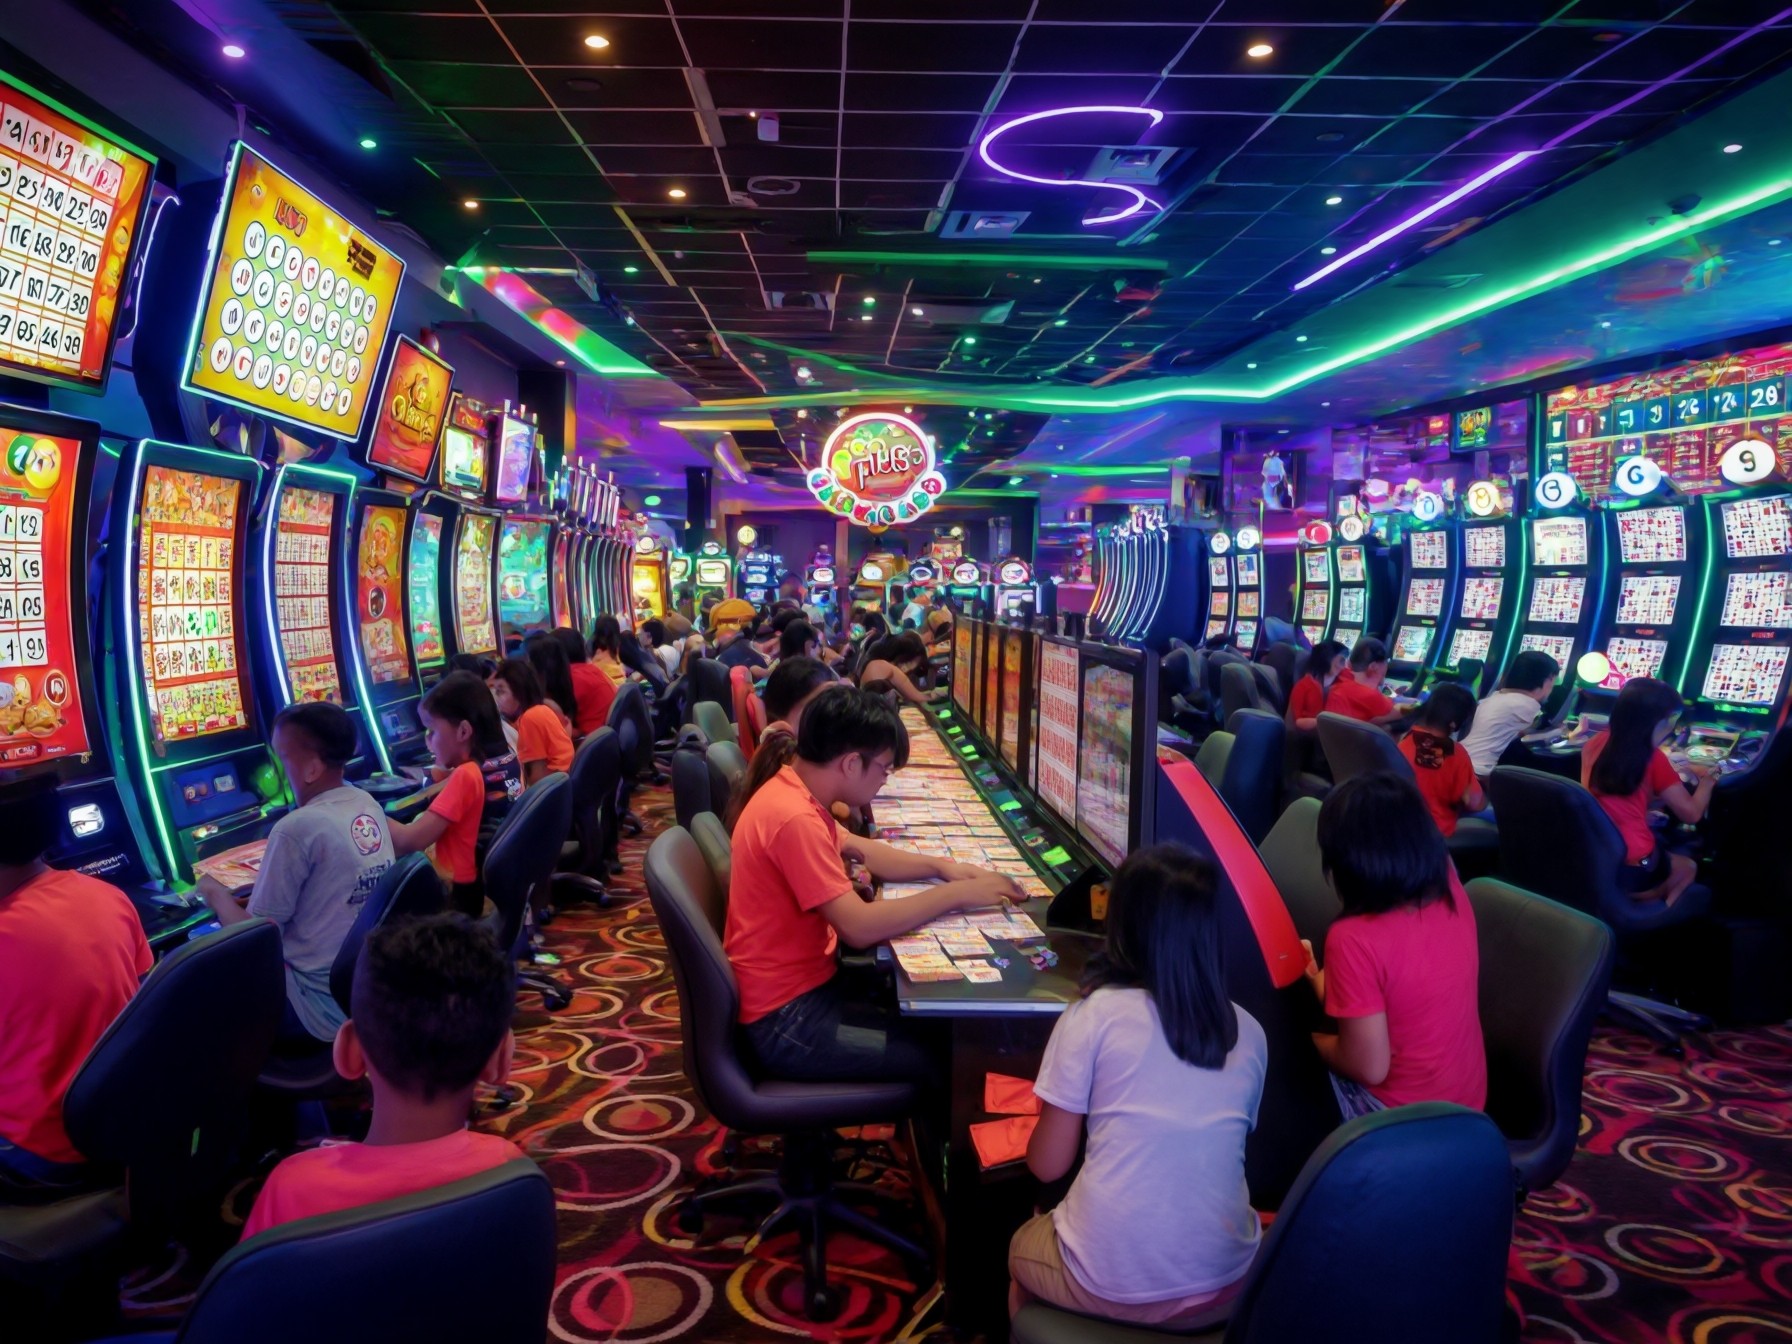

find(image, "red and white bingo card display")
[1036,640,1081,829]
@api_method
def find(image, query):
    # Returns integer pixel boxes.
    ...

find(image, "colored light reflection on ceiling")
[977,106,1165,226]
[465,269,664,379]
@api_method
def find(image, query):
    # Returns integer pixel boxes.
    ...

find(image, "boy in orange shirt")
[241,913,524,1237]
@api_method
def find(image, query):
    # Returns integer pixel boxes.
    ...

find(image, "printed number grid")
[143,526,244,738]
[0,500,48,671]
[274,503,341,704]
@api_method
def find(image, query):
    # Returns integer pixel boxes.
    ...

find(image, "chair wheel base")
[807,1285,841,1322]
[676,1201,704,1234]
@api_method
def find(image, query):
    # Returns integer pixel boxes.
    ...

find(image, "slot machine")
[1328,514,1393,650]
[1204,534,1234,643]
[550,526,573,630]
[496,514,555,638]
[1511,481,1608,706]
[1435,511,1523,694]
[1293,525,1335,647]
[1231,530,1262,655]
[632,533,669,623]
[853,551,896,613]
[1384,512,1459,696]
[993,557,1040,622]
[350,485,431,762]
[423,392,500,664]
[692,539,733,608]
[946,558,987,615]
[735,526,779,607]
[451,505,503,661]
[805,552,840,625]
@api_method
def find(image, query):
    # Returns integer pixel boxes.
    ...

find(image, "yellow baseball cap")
[709,598,757,628]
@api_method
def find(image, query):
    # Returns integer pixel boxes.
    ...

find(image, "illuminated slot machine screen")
[551,531,571,628]
[1528,576,1585,625]
[1461,577,1503,620]
[1336,546,1365,583]
[1337,587,1366,624]
[453,513,498,658]
[138,467,249,741]
[1464,527,1506,568]
[1519,632,1576,670]
[439,396,488,498]
[1036,639,1080,830]
[1204,618,1228,640]
[364,335,450,484]
[1721,495,1791,558]
[0,415,94,766]
[1075,660,1135,868]
[1233,618,1259,648]
[1615,506,1687,564]
[1208,555,1229,588]
[496,518,550,632]
[1701,643,1791,707]
[1237,589,1260,617]
[950,620,972,713]
[355,503,409,685]
[1333,627,1363,648]
[981,625,1003,746]
[1721,572,1792,629]
[1303,550,1330,583]
[272,486,342,703]
[1236,553,1260,587]
[1448,628,1493,667]
[493,414,533,507]
[407,512,445,671]
[1616,575,1680,626]
[1000,628,1024,772]
[1600,637,1668,689]
[1406,578,1444,617]
[1532,517,1589,567]
[1209,589,1231,617]
[1392,625,1434,663]
[1410,530,1448,569]
[695,558,730,588]
[1301,590,1330,621]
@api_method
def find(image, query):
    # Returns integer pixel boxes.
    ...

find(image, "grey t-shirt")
[249,785,394,1041]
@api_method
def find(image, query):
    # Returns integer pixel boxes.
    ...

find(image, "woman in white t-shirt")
[1010,845,1267,1329]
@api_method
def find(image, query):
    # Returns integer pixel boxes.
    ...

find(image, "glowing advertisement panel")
[1036,640,1080,831]
[454,512,497,658]
[496,518,550,631]
[407,512,445,670]
[272,485,341,703]
[357,503,409,684]
[365,334,450,483]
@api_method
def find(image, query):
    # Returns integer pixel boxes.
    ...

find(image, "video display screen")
[1036,640,1079,827]
[1721,572,1792,629]
[365,334,449,484]
[1448,628,1493,667]
[407,512,444,670]
[1392,625,1433,663]
[1337,587,1365,623]
[1461,577,1503,620]
[952,621,972,713]
[1300,623,1326,645]
[1333,626,1363,648]
[1616,575,1680,626]
[1208,556,1229,587]
[696,558,730,586]
[493,414,533,506]
[1303,550,1330,583]
[1533,516,1589,567]
[496,518,550,632]
[1210,590,1230,617]
[982,625,1002,746]
[1075,662,1133,868]
[1000,629,1023,772]
[1410,530,1448,570]
[1528,576,1586,624]
[1236,553,1259,587]
[1520,632,1576,669]
[1615,506,1687,564]
[1204,618,1228,640]
[1301,590,1330,621]
[1237,589,1260,617]
[1464,527,1506,569]
[1233,618,1258,648]
[272,486,341,703]
[1336,545,1365,582]
[440,394,487,497]
[453,512,497,658]
[355,503,409,685]
[137,467,248,742]
[1406,578,1444,617]
[1600,637,1668,690]
[1721,495,1791,558]
[1702,643,1790,706]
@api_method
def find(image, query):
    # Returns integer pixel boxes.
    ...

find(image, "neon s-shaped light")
[978,106,1165,226]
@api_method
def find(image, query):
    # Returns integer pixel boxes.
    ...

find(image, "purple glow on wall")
[978,105,1164,226]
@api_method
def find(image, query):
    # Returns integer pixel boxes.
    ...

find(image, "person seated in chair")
[0,777,153,1196]
[241,914,525,1238]
[199,702,395,1048]
[1398,683,1485,838]
[552,627,616,736]
[1286,639,1348,733]
[1323,638,1407,728]
[1459,649,1558,781]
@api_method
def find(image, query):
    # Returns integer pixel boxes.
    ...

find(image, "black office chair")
[552,727,618,907]
[671,741,714,832]
[607,680,660,835]
[1192,708,1284,845]
[706,740,747,822]
[1249,660,1284,715]
[1010,1105,1513,1344]
[690,811,732,902]
[1257,798,1337,951]
[688,657,735,721]
[692,699,736,748]
[1465,877,1614,1199]
[89,1160,555,1344]
[483,774,575,1012]
[1315,712,1499,867]
[1487,766,1710,1052]
[643,828,927,1321]
[1205,648,1247,706]
[1159,647,1205,739]
[1260,642,1302,707]
[1219,661,1271,730]
[0,922,284,1320]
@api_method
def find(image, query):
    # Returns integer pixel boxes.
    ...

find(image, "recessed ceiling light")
[1246,42,1274,58]
[643,494,661,507]
[359,137,378,150]
[1296,334,1308,342]
[904,405,914,413]
[860,313,873,322]
[1599,320,1612,328]
[1057,444,1065,450]
[1723,143,1743,154]
[584,34,610,49]
[1246,362,1258,369]
[796,365,812,379]
[911,306,924,316]
[748,110,758,119]
[1321,401,1331,407]
[462,199,479,210]
[222,43,246,59]
[1052,317,1068,326]
[1325,195,1343,206]
[795,408,808,418]
[1032,277,1042,284]
[963,335,978,345]
[555,359,566,367]
[1320,246,1337,255]
[862,295,876,307]
[667,187,687,199]
[623,265,639,273]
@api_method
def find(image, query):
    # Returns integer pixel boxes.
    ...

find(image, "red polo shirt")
[1325,667,1395,723]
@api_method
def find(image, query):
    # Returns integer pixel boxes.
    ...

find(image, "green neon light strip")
[468,270,667,379]
[808,250,1170,272]
[1684,495,1720,698]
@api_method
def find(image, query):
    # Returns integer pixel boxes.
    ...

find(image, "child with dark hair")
[726,657,837,831]
[1582,677,1713,905]
[1287,639,1348,733]
[588,615,628,686]
[856,631,937,706]
[1398,683,1486,837]
[0,777,151,1192]
[490,658,575,785]
[522,634,578,734]
[390,672,522,916]
[1304,774,1485,1118]
[553,626,616,736]
[446,652,495,680]
[1011,845,1265,1328]
[199,701,395,1044]
[240,913,525,1237]
[1323,638,1405,726]
[1459,649,1559,778]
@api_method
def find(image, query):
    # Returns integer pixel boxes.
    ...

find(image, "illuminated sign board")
[364,334,450,483]
[806,411,946,526]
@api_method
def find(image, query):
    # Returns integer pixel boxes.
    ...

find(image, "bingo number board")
[186,144,405,440]
[138,467,248,742]
[0,422,89,764]
[0,72,155,391]
[273,486,341,703]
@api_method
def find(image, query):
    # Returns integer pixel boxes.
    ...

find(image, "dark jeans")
[0,1135,93,1200]
[744,975,939,1092]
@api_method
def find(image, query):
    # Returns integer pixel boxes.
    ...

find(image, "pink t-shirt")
[1323,873,1486,1110]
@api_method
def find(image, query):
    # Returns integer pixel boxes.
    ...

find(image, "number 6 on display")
[1614,456,1662,497]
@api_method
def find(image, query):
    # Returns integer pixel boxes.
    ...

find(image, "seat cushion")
[1446,817,1500,850]
[0,1185,128,1276]
[1011,1301,1225,1344]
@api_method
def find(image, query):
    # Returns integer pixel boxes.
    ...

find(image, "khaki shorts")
[1008,1210,1246,1329]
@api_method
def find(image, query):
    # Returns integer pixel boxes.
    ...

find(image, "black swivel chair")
[1465,877,1614,1199]
[1219,661,1275,732]
[1192,708,1285,845]
[1315,711,1499,866]
[88,1160,556,1344]
[643,828,927,1321]
[671,742,715,832]
[1260,642,1302,707]
[607,680,660,835]
[0,922,285,1321]
[1487,766,1710,1051]
[690,811,732,901]
[1256,798,1337,951]
[483,774,575,1012]
[688,657,735,721]
[1159,647,1205,740]
[1009,1105,1514,1344]
[552,727,618,907]
[706,741,747,822]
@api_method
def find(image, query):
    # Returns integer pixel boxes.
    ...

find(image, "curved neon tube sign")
[978,105,1165,226]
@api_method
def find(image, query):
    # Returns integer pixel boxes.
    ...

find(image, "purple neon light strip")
[1292,6,1792,293]
[978,105,1164,225]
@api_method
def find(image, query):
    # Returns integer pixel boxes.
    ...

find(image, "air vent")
[940,210,1029,239]
[1085,145,1178,185]
[765,291,835,311]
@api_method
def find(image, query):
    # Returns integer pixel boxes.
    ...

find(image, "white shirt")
[1459,689,1543,776]
[1033,987,1266,1303]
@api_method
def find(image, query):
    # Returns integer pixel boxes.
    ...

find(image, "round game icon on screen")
[243,220,266,259]
[266,234,286,271]
[220,299,243,335]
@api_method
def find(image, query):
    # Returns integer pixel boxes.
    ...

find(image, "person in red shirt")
[1286,639,1348,732]
[1301,774,1486,1118]
[1581,677,1713,906]
[490,658,576,784]
[0,776,152,1193]
[552,627,616,737]
[725,686,1023,1086]
[241,913,524,1238]
[1323,638,1407,727]
[1397,684,1485,838]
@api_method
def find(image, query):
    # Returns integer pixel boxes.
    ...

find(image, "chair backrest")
[1226,1105,1514,1344]
[728,665,760,756]
[606,680,655,776]
[1249,660,1284,713]
[173,1160,555,1344]
[564,727,620,875]
[1193,728,1234,788]
[1220,659,1268,727]
[692,699,736,748]
[690,811,732,897]
[1464,878,1614,1194]
[1160,647,1193,703]
[706,740,747,821]
[65,920,285,1229]
[1258,798,1338,950]
[1207,647,1246,701]
[327,853,427,1014]
[689,657,734,718]
[670,745,712,832]
[483,774,573,954]
[1315,710,1411,786]
[1214,707,1285,844]
[1261,642,1302,703]
[1485,766,1626,922]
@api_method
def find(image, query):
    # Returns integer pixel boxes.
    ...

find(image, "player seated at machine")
[854,633,943,707]
[1458,650,1559,780]
[1323,639,1409,729]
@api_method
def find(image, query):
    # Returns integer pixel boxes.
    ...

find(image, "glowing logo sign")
[807,412,946,527]
[1465,480,1501,517]
[1337,514,1368,543]
[1209,532,1231,555]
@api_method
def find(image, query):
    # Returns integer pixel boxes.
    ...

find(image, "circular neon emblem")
[1465,480,1501,517]
[1337,514,1368,542]
[1209,532,1231,554]
[807,411,947,528]
[1535,471,1578,510]
[1234,526,1261,551]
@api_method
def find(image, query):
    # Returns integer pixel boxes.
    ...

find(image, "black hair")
[351,914,515,1102]
[641,618,668,647]
[1348,637,1390,671]
[1501,648,1560,693]
[1412,682,1476,737]
[0,774,58,866]
[421,670,511,761]
[446,652,494,680]
[272,700,358,769]
[550,626,588,665]
[857,611,889,641]
[796,685,910,769]
[493,657,546,711]
[763,655,835,723]
[1317,773,1453,915]
[770,607,805,635]
[779,619,819,661]
[1589,676,1683,798]
[1300,639,1349,683]
[590,614,623,658]
[1082,844,1238,1069]
[876,631,927,669]
[523,632,578,718]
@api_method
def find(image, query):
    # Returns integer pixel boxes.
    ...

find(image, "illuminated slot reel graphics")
[1410,530,1448,569]
[1461,577,1503,620]
[1464,527,1506,568]
[1615,575,1680,626]
[1721,571,1792,628]
[1392,624,1434,663]
[271,486,341,703]
[1702,644,1791,706]
[1337,587,1366,624]
[1528,576,1586,625]
[1519,632,1576,669]
[1449,627,1494,667]
[1599,636,1669,689]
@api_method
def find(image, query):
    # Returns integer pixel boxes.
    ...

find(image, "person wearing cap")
[711,599,769,673]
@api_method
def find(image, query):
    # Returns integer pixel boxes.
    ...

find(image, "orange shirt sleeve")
[776,811,857,913]
[514,707,551,766]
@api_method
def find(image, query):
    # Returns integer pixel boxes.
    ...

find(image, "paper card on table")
[958,960,1005,984]
[984,1073,1043,1116]
[881,883,935,901]
[966,912,1019,931]
[938,933,993,957]
[895,952,957,972]
[919,915,970,932]
[903,965,965,984]
[889,935,938,957]
[1004,914,1046,940]
[970,1114,1039,1169]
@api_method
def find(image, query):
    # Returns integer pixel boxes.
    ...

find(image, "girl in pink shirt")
[1302,774,1486,1118]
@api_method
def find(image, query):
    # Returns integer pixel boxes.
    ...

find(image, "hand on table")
[950,872,1027,910]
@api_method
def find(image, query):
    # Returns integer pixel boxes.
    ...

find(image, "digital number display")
[1528,576,1585,625]
[1406,578,1443,617]
[1616,575,1679,627]
[357,503,410,684]
[1448,628,1493,667]
[272,485,340,703]
[1410,530,1448,570]
[1701,643,1790,706]
[1335,546,1365,582]
[1721,495,1791,558]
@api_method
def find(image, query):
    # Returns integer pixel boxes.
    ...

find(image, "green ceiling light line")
[469,269,667,379]
[806,250,1171,273]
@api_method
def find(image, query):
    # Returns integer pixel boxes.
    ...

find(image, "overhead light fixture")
[862,295,876,307]
[963,335,978,345]
[1321,401,1331,407]
[911,306,924,316]
[359,137,378,150]
[1006,475,1025,487]
[222,42,246,59]
[1772,238,1785,246]
[748,110,758,119]
[667,187,687,199]
[623,265,639,274]
[979,105,1166,225]
[904,405,914,413]
[860,313,873,322]
[462,199,479,210]
[795,408,808,418]
[1052,318,1069,326]
[1320,246,1337,255]
[644,494,661,507]
[1246,42,1274,58]
[1724,143,1743,154]
[1246,361,1258,369]
[555,359,566,366]
[1599,320,1612,328]
[584,34,610,49]
[1295,334,1308,343]
[1325,195,1343,206]
[795,365,812,380]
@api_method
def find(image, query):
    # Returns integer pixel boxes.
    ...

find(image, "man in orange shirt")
[0,776,152,1194]
[241,913,525,1238]
[725,686,1023,1086]
[1324,638,1409,728]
